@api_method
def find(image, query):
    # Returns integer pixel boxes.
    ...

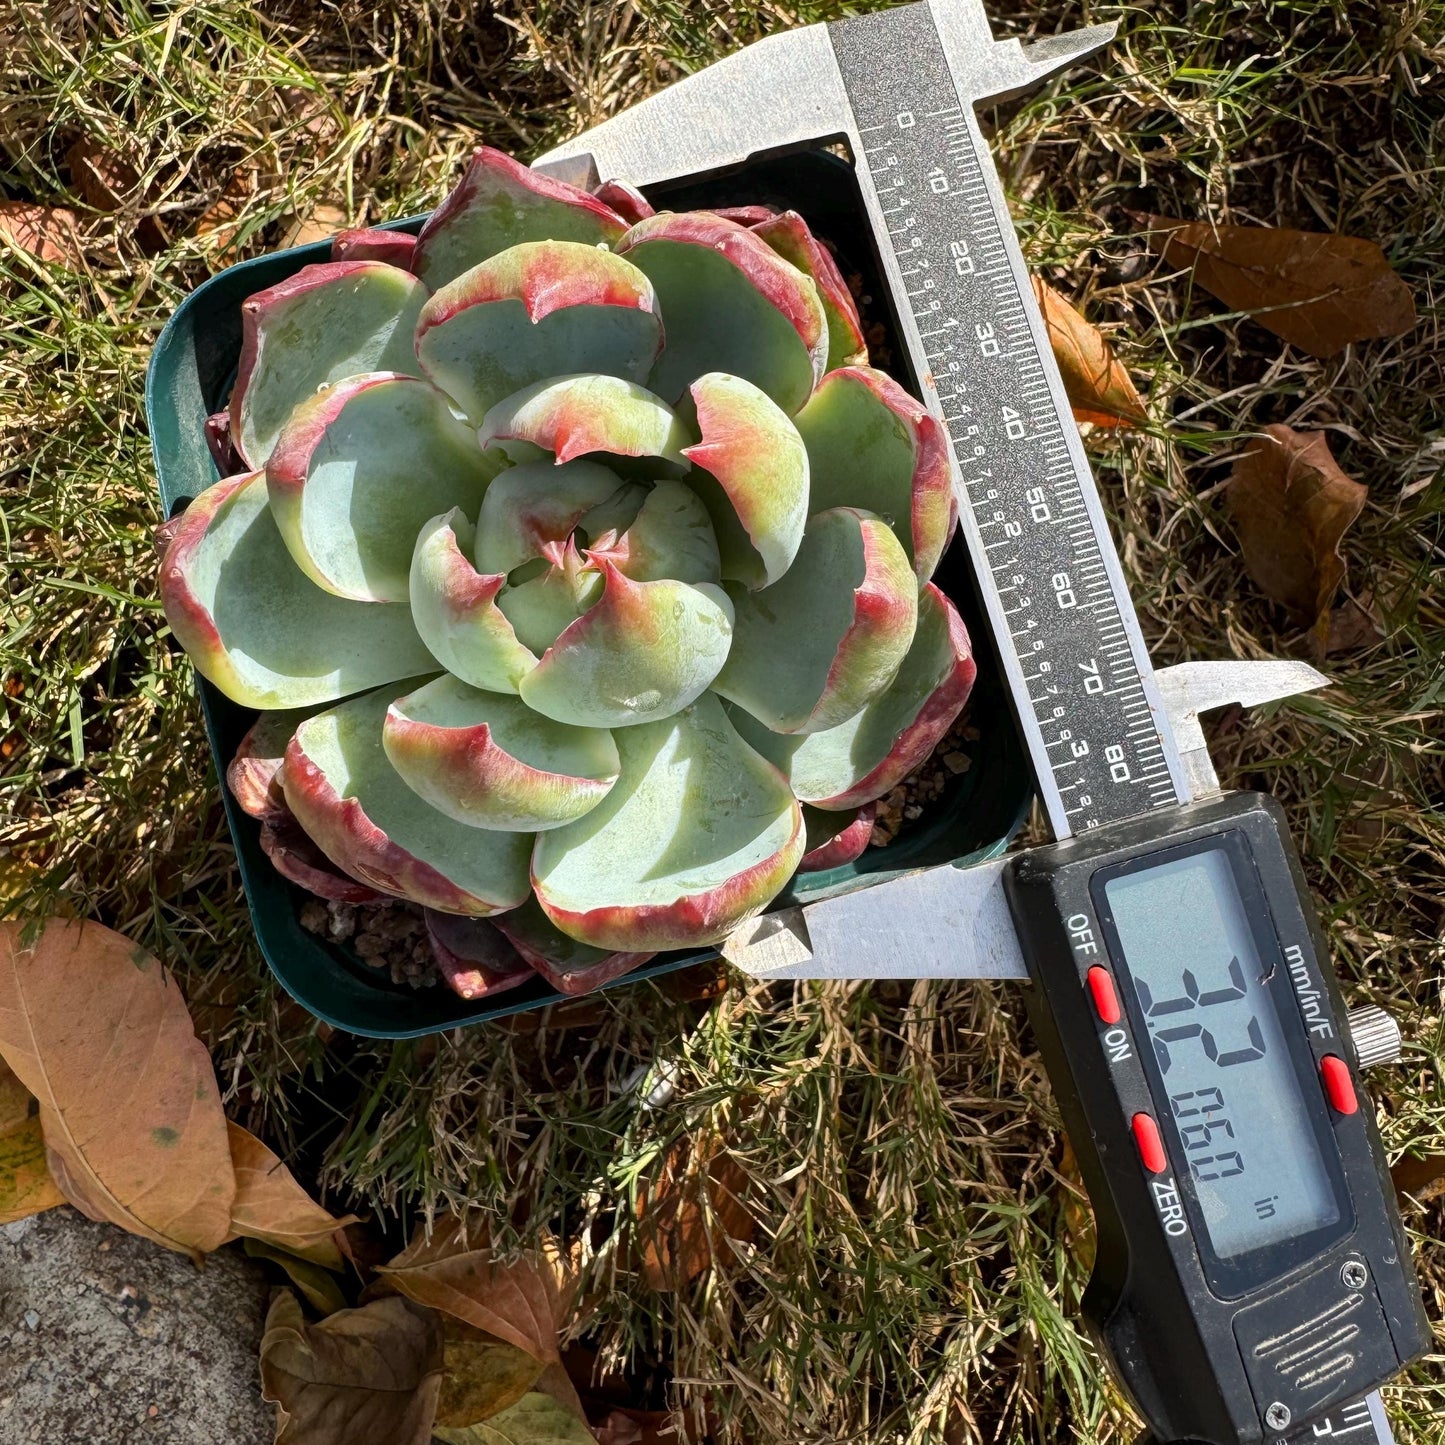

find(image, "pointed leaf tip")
[795,367,953,583]
[284,686,534,916]
[266,373,498,604]
[384,675,619,832]
[416,241,661,423]
[414,146,628,289]
[619,211,827,413]
[532,694,803,952]
[229,260,427,468]
[714,507,917,735]
[520,564,733,730]
[1031,276,1146,428]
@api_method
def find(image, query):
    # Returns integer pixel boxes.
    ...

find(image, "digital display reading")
[1102,848,1340,1260]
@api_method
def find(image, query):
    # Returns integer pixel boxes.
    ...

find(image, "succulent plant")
[159,146,978,999]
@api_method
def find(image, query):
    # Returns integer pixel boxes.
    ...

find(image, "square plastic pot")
[146,149,1033,1037]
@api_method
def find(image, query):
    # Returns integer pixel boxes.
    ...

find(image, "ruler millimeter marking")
[829,5,1188,838]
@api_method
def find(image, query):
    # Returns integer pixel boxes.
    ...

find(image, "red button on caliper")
[1320,1055,1359,1115]
[1131,1113,1169,1174]
[1086,966,1122,1025]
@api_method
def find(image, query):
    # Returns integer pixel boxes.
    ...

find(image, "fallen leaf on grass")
[376,1216,578,1363]
[636,1137,755,1290]
[1391,1154,1445,1204]
[226,1120,355,1269]
[437,1321,545,1427]
[260,1290,444,1445]
[1227,424,1367,641]
[1326,594,1386,655]
[0,1058,65,1225]
[281,203,349,250]
[1031,276,1147,428]
[434,1390,596,1445]
[0,919,235,1258]
[194,166,259,252]
[594,1408,683,1444]
[1147,218,1415,357]
[0,202,86,267]
[66,139,139,213]
[245,1238,350,1317]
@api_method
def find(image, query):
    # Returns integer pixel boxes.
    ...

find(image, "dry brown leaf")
[636,1137,755,1290]
[437,1321,545,1428]
[1326,594,1386,655]
[0,919,236,1258]
[1391,1154,1445,1204]
[260,1290,445,1445]
[377,1216,578,1363]
[226,1120,355,1269]
[281,203,349,250]
[1227,425,1368,640]
[0,202,86,267]
[244,1237,349,1317]
[1148,218,1415,358]
[0,1058,65,1225]
[194,167,258,251]
[66,139,138,213]
[1031,276,1147,428]
[434,1391,596,1445]
[594,1408,683,1445]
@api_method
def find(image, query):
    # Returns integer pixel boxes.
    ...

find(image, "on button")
[1087,966,1122,1025]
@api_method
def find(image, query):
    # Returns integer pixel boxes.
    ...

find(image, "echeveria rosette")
[159,145,980,1001]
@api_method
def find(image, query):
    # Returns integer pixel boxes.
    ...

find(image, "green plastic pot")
[145,150,1032,1038]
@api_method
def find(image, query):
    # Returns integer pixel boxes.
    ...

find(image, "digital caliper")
[534,4,1433,1440]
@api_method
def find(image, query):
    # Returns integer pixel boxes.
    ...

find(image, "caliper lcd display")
[1096,836,1349,1290]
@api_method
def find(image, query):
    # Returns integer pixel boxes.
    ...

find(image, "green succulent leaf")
[682,372,808,589]
[751,210,868,371]
[383,674,619,832]
[266,374,500,603]
[158,471,435,709]
[331,227,417,268]
[590,178,654,225]
[490,897,654,996]
[230,261,427,468]
[496,550,605,655]
[259,816,386,904]
[479,374,692,470]
[284,683,534,915]
[423,912,534,1001]
[519,564,733,729]
[531,692,804,952]
[412,146,628,290]
[475,459,627,576]
[410,510,539,693]
[713,506,917,734]
[794,367,954,583]
[577,482,648,544]
[797,803,875,873]
[591,479,720,584]
[618,212,828,414]
[416,241,662,424]
[729,582,975,809]
[228,709,314,822]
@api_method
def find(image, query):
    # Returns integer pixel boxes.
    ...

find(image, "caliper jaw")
[722,658,1331,982]
[532,0,1116,191]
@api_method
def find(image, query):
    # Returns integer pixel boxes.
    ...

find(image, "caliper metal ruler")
[535,5,1430,1442]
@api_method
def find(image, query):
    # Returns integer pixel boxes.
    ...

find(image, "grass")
[2,0,1443,1440]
